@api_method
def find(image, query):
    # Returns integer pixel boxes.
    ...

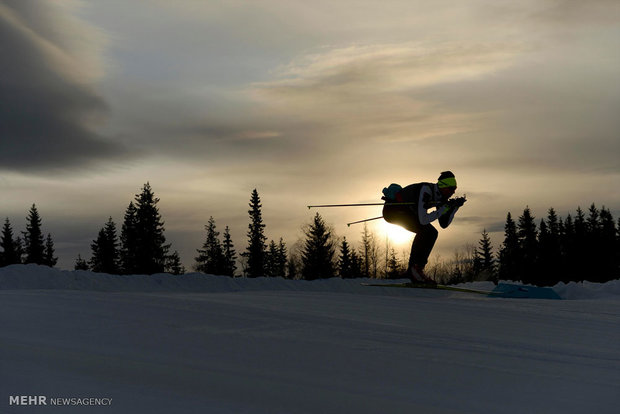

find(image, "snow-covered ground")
[1,265,619,413]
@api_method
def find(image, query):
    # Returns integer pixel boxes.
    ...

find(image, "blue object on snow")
[489,283,562,300]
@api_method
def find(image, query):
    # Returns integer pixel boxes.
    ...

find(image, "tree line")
[447,204,620,286]
[495,204,620,285]
[0,183,406,279]
[3,184,618,285]
[0,204,58,267]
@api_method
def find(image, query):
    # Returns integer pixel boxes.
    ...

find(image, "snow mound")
[0,264,371,294]
[553,279,620,300]
[1,264,618,300]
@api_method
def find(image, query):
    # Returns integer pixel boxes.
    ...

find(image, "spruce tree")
[386,248,402,279]
[23,204,45,265]
[286,255,299,280]
[562,214,578,282]
[74,254,90,270]
[166,250,186,275]
[585,204,605,282]
[474,229,496,282]
[573,207,588,281]
[276,238,287,278]
[537,220,552,286]
[222,226,237,277]
[517,207,538,284]
[350,250,362,277]
[120,202,139,274]
[338,237,354,278]
[498,212,520,281]
[195,216,225,275]
[359,223,372,278]
[301,213,335,280]
[547,208,560,238]
[1,218,21,266]
[244,189,266,277]
[134,183,169,275]
[599,207,618,282]
[43,234,58,267]
[265,240,279,277]
[90,218,120,274]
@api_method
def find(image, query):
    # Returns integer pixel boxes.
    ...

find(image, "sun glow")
[380,221,413,245]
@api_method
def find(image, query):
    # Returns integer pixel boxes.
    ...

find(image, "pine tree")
[74,254,90,270]
[585,204,605,282]
[264,239,287,277]
[498,212,519,281]
[547,208,560,238]
[338,237,354,278]
[561,214,577,282]
[14,237,24,264]
[386,247,403,279]
[474,229,496,282]
[90,218,120,274]
[120,202,139,274]
[537,220,552,285]
[350,250,362,277]
[301,213,335,280]
[1,218,22,266]
[586,204,601,235]
[572,207,588,281]
[166,250,186,275]
[43,233,58,267]
[222,226,237,277]
[286,256,299,280]
[517,207,538,284]
[599,207,618,282]
[23,204,45,265]
[134,183,169,275]
[265,240,279,277]
[276,238,287,278]
[195,216,225,275]
[243,189,267,277]
[537,208,563,286]
[359,223,372,278]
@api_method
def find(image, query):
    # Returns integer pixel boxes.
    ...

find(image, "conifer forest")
[1,183,619,286]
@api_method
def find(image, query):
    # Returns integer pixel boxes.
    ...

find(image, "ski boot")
[407,264,437,286]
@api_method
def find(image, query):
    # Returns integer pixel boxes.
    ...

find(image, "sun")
[380,221,413,245]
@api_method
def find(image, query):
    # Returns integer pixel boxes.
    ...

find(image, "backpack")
[381,183,402,202]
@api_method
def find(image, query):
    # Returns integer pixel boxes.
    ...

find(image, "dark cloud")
[0,1,130,174]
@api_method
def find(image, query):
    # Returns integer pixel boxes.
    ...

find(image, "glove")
[448,196,467,209]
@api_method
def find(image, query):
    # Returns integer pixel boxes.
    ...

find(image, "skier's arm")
[417,185,446,225]
[438,205,458,228]
[438,197,466,228]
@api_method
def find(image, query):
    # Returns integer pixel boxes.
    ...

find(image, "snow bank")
[0,264,370,294]
[554,279,620,300]
[1,264,619,300]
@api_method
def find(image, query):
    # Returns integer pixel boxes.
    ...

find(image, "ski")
[361,282,495,295]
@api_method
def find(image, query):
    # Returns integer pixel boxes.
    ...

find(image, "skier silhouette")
[382,171,466,284]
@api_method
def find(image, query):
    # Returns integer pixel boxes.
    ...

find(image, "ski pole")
[347,216,384,227]
[308,202,419,209]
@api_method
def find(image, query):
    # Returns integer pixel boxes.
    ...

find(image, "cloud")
[531,0,620,26]
[254,42,522,105]
[238,42,524,153]
[0,0,130,174]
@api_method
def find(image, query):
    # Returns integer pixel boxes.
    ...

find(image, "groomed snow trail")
[1,276,619,413]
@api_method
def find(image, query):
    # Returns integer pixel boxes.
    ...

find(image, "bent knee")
[422,225,438,239]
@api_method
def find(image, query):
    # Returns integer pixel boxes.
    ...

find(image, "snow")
[1,265,619,413]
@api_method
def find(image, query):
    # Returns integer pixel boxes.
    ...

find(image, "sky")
[1,0,619,270]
